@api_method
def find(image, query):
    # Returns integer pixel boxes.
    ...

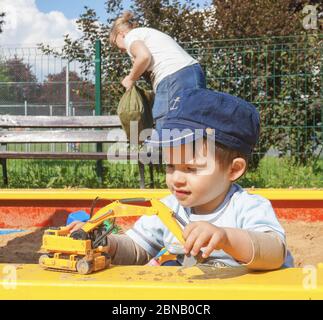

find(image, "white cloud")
[0,0,85,83]
[0,0,82,47]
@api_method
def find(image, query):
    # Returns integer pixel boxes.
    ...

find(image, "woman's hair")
[109,11,139,45]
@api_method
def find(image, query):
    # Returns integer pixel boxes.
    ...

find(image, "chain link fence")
[0,46,95,115]
[0,34,322,188]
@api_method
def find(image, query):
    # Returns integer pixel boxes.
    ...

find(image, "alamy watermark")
[302,5,322,30]
[105,121,216,175]
[2,264,17,290]
[302,265,318,290]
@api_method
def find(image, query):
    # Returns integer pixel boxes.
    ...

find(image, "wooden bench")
[0,115,154,188]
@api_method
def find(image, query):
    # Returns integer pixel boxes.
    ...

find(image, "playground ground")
[1,219,323,268]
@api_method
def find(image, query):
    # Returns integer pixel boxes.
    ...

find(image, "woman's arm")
[122,40,152,90]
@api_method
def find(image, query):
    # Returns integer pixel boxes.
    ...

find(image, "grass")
[0,157,322,189]
[240,157,323,188]
[0,159,166,189]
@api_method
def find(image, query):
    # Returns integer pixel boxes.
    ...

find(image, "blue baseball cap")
[147,88,260,155]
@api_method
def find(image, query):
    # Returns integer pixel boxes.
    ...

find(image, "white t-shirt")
[126,183,294,267]
[124,27,198,91]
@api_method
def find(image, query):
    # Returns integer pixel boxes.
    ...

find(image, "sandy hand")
[66,220,86,234]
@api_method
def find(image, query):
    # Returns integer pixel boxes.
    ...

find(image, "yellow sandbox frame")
[0,188,323,299]
[0,263,322,299]
[0,188,322,200]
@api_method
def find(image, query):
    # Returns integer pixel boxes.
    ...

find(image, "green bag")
[117,85,154,142]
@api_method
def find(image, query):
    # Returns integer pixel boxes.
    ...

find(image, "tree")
[39,1,210,114]
[204,0,322,166]
[0,12,5,33]
[131,0,211,41]
[209,0,298,39]
[39,0,322,167]
[0,56,40,104]
[0,62,11,104]
[37,67,95,109]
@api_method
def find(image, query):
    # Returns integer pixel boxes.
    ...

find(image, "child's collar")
[188,183,238,217]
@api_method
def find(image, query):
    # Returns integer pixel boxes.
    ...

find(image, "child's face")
[165,141,232,214]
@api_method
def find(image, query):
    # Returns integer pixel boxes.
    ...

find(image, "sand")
[280,220,323,267]
[1,220,323,267]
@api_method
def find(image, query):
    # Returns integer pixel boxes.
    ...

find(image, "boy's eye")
[165,164,197,172]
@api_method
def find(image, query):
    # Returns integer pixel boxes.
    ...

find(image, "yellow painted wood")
[0,188,322,201]
[0,189,169,200]
[0,264,322,299]
[1,188,321,299]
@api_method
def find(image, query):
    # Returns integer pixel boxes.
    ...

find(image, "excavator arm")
[72,198,185,245]
[40,198,201,274]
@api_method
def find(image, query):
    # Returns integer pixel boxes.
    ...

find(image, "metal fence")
[193,35,323,166]
[104,34,322,165]
[0,34,322,188]
[0,46,95,115]
[0,46,97,155]
[0,103,95,116]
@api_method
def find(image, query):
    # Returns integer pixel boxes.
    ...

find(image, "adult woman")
[110,11,206,130]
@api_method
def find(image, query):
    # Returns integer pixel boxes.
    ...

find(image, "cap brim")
[145,126,205,148]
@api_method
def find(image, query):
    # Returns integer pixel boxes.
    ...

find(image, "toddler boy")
[69,88,293,269]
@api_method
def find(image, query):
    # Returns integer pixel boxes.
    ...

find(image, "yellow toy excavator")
[39,198,186,275]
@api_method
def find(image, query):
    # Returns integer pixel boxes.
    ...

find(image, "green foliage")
[0,158,321,189]
[0,12,5,33]
[0,56,94,106]
[36,0,322,167]
[240,157,323,188]
[202,33,322,167]
[0,56,40,104]
[2,160,101,188]
[36,67,95,106]
[210,0,299,39]
[0,160,166,189]
[0,62,10,100]
[132,0,210,41]
[38,0,216,115]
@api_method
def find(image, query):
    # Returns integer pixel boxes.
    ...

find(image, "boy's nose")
[172,170,186,186]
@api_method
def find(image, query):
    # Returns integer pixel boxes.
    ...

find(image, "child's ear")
[229,158,247,181]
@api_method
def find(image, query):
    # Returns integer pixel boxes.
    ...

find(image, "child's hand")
[66,220,86,233]
[183,221,228,259]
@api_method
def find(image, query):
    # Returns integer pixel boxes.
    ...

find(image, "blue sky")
[35,0,209,21]
[35,0,125,21]
[1,0,211,47]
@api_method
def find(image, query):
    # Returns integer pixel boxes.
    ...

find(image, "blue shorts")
[153,63,206,131]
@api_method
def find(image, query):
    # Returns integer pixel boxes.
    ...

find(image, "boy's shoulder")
[155,185,282,240]
[227,184,274,217]
[231,184,272,205]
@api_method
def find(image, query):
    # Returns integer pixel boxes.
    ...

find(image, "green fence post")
[95,39,103,184]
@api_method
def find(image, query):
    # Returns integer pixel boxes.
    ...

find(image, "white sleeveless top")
[124,27,198,91]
